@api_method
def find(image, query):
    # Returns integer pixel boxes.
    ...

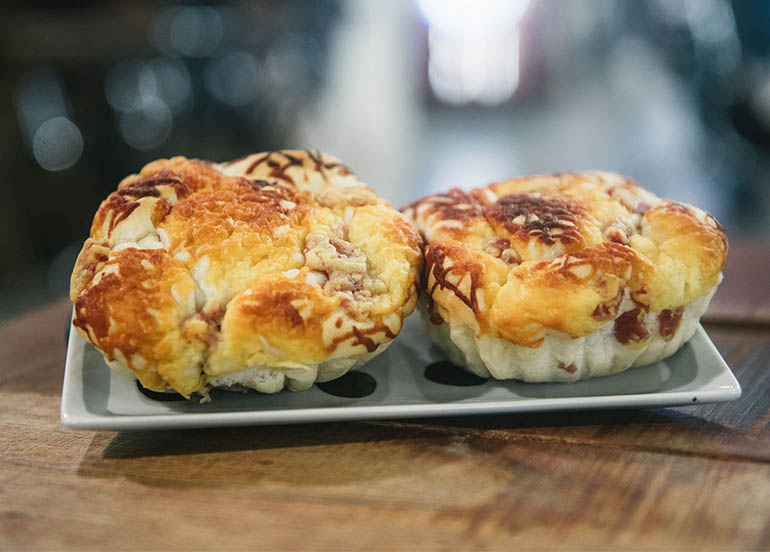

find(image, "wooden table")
[2,243,769,550]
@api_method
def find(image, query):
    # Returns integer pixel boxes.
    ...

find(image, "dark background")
[1,0,769,320]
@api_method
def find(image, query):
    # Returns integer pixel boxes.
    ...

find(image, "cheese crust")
[403,172,727,381]
[70,151,422,397]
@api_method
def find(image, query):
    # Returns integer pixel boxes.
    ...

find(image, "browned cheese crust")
[70,151,422,395]
[403,172,727,348]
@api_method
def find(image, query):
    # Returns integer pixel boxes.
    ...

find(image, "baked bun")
[70,151,421,398]
[403,172,727,382]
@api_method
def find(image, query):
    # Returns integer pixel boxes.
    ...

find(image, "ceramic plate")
[61,316,741,430]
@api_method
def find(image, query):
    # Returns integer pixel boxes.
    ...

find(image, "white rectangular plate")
[61,316,741,430]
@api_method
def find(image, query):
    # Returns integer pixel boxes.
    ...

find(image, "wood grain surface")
[2,249,770,550]
[703,240,770,325]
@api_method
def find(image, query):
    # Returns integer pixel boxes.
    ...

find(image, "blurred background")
[1,0,769,320]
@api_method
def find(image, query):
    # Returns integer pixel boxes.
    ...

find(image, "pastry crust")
[403,171,727,381]
[71,151,422,397]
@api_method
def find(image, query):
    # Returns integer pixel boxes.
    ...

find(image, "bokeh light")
[14,66,69,143]
[204,50,261,106]
[32,116,83,171]
[418,0,530,105]
[105,59,157,112]
[119,96,173,150]
[149,57,193,115]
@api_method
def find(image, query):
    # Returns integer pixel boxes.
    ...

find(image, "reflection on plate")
[61,316,741,430]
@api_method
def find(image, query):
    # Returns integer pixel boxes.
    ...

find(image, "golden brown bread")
[70,151,422,397]
[403,172,727,381]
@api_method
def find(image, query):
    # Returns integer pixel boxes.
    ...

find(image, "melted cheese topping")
[403,171,727,348]
[71,151,421,396]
